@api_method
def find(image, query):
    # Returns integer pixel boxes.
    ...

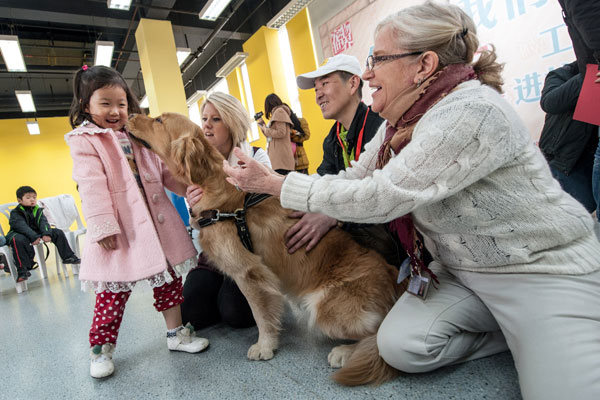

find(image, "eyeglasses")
[365,52,423,71]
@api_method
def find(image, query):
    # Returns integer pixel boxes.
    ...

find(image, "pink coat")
[66,123,197,283]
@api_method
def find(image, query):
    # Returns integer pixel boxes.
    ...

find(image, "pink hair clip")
[82,65,89,71]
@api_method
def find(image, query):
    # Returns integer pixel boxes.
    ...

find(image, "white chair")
[0,202,50,283]
[0,219,29,293]
[38,194,86,276]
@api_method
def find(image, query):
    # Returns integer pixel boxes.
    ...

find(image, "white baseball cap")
[296,54,363,90]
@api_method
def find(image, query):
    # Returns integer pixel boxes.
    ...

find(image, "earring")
[416,78,423,88]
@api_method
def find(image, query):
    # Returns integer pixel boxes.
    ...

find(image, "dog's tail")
[332,334,398,386]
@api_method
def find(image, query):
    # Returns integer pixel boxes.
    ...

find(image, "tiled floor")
[0,258,522,400]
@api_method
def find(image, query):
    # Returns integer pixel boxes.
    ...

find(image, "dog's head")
[126,112,224,185]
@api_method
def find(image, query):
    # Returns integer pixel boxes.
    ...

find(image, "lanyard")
[336,107,370,162]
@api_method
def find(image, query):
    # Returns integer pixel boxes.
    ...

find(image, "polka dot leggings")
[89,274,184,347]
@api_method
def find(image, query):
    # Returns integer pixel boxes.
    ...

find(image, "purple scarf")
[376,64,478,279]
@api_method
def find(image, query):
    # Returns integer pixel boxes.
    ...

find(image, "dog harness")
[194,193,271,253]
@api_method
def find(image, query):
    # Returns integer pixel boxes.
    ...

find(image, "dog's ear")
[171,134,204,184]
[192,121,204,138]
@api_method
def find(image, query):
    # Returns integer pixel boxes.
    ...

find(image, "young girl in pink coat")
[65,65,208,379]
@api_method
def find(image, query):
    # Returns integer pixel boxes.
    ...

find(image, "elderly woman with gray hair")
[223,2,600,398]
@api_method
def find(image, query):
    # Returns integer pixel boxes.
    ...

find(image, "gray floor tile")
[0,264,522,400]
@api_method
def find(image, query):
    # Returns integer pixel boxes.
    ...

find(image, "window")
[241,63,259,142]
[278,26,302,117]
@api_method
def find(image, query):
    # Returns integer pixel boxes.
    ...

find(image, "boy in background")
[5,186,80,282]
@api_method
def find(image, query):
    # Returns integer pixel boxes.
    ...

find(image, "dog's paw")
[327,344,355,368]
[247,343,275,360]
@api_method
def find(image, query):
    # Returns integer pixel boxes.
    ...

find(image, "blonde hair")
[376,1,504,92]
[200,92,251,147]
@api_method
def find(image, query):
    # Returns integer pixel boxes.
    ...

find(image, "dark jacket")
[558,0,600,74]
[317,102,384,176]
[539,62,598,174]
[5,205,52,243]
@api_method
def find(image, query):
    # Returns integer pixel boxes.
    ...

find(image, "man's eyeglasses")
[365,52,423,71]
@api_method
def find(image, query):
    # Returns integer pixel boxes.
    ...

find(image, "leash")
[195,193,271,253]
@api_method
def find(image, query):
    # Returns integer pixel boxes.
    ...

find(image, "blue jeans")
[594,128,600,220]
[551,154,597,213]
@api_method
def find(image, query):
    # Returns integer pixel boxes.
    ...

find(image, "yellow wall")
[226,67,245,107]
[242,26,290,150]
[286,8,332,173]
[136,18,188,117]
[0,117,80,233]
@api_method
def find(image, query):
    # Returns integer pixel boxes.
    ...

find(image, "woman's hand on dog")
[98,235,117,250]
[186,184,204,207]
[285,212,338,253]
[223,148,285,196]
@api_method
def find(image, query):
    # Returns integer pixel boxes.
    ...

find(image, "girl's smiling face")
[85,85,129,131]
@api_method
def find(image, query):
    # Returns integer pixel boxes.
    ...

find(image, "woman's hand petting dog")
[285,212,338,254]
[186,184,204,207]
[223,147,285,197]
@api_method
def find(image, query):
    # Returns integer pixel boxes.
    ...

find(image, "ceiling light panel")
[15,90,36,112]
[94,41,114,67]
[0,35,27,72]
[199,0,233,21]
[216,52,248,77]
[186,90,207,106]
[176,48,192,66]
[27,121,40,135]
[107,0,132,10]
[267,0,314,29]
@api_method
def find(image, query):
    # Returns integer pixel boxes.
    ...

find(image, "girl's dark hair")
[69,65,141,128]
[288,110,303,135]
[264,93,303,134]
[264,93,283,120]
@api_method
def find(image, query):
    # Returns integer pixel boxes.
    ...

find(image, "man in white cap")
[296,53,383,175]
[285,54,405,268]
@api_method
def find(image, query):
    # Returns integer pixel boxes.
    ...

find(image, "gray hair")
[200,92,252,147]
[376,1,503,92]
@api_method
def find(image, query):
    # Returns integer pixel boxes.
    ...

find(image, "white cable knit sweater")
[281,81,600,274]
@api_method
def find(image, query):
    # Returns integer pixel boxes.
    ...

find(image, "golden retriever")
[126,112,405,386]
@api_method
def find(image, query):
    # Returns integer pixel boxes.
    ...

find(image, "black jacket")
[539,62,598,174]
[317,102,384,176]
[5,204,52,243]
[558,0,600,74]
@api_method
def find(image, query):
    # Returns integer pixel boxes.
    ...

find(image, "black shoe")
[62,256,81,264]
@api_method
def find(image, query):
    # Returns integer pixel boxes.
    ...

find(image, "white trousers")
[377,263,600,400]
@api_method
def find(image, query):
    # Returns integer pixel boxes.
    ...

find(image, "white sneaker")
[90,343,115,378]
[167,324,209,353]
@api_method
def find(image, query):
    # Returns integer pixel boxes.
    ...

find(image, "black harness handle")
[195,193,271,253]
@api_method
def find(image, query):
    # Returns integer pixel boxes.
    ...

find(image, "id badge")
[397,258,411,284]
[407,274,431,300]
